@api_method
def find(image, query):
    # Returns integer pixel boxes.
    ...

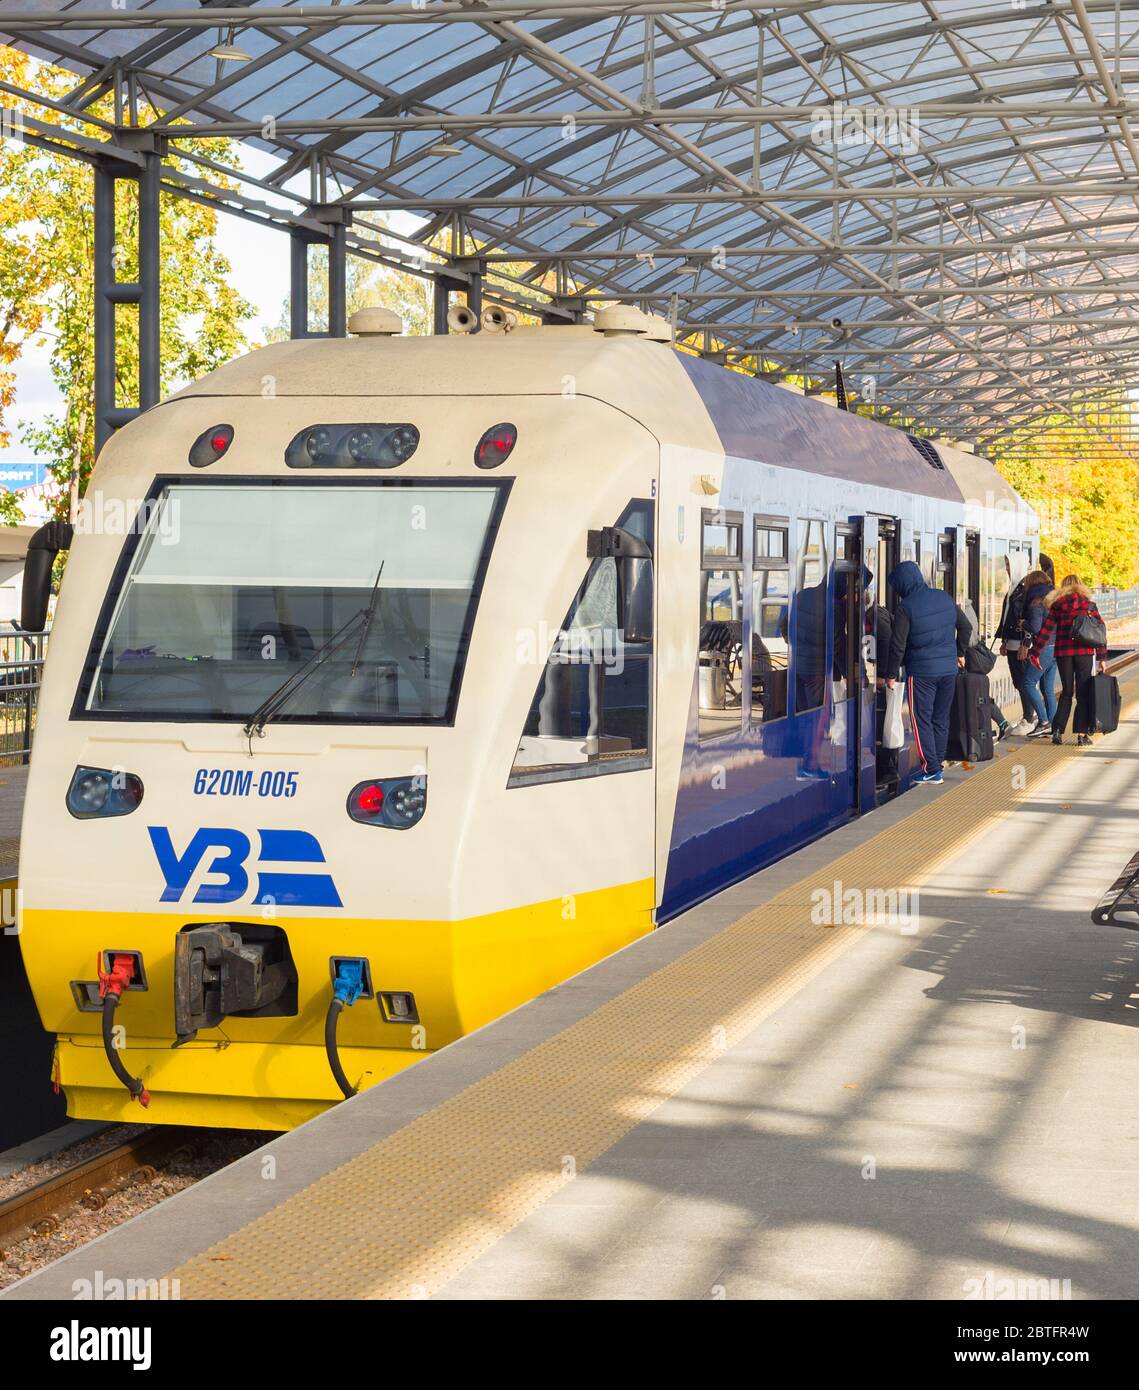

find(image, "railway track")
[0,1126,196,1261]
[1104,645,1139,677]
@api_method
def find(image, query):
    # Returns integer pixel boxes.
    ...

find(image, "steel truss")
[3,0,1139,457]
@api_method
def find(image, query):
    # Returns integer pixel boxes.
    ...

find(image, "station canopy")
[4,0,1139,458]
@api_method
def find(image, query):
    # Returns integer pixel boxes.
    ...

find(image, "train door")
[832,522,862,815]
[858,515,879,811]
[936,530,956,596]
[964,529,982,633]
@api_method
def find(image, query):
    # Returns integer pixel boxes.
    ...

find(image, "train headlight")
[66,766,144,819]
[347,776,427,829]
[285,423,421,469]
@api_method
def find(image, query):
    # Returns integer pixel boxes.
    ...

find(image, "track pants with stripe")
[908,672,956,776]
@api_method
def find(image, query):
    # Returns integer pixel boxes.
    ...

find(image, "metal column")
[328,222,347,338]
[93,153,161,456]
[93,164,117,457]
[466,272,482,321]
[290,231,310,339]
[137,153,160,409]
[433,277,451,335]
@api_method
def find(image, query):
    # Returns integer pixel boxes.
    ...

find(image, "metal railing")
[1092,586,1139,623]
[0,628,48,765]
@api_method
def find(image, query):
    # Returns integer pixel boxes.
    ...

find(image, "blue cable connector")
[327,958,368,1099]
[332,958,366,1007]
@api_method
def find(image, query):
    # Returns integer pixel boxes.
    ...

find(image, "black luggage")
[1086,672,1121,734]
[947,671,994,763]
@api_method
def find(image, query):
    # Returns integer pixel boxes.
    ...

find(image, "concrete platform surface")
[6,695,1139,1300]
[0,764,25,877]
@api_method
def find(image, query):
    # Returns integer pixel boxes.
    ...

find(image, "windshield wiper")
[244,562,385,742]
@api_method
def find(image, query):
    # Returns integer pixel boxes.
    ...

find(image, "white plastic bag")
[883,682,906,750]
[829,678,848,746]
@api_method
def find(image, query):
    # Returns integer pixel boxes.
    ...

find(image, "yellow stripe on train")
[24,878,654,1130]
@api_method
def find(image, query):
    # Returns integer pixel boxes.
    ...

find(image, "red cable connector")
[96,952,152,1108]
[97,952,135,1000]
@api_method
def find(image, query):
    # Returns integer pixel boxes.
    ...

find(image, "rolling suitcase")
[1086,670,1121,734]
[946,671,994,762]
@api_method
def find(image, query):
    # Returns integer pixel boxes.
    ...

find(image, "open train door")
[855,515,879,812]
[832,520,866,817]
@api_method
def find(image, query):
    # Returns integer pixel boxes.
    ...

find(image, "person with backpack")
[1027,574,1107,746]
[884,560,972,784]
[1020,567,1059,737]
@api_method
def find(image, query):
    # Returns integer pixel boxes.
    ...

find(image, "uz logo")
[148,827,343,908]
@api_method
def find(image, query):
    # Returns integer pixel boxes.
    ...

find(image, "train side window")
[875,518,898,614]
[992,537,1010,631]
[833,526,860,694]
[751,517,789,725]
[792,519,828,714]
[508,501,653,787]
[698,510,744,741]
[922,532,935,586]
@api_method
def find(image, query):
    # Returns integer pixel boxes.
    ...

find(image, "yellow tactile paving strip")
[166,739,1084,1299]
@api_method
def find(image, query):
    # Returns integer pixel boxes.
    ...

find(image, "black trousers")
[1054,653,1094,735]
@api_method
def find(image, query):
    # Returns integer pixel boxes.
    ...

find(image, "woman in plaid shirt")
[1028,575,1106,746]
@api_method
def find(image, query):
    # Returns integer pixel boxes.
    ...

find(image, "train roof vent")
[906,434,946,470]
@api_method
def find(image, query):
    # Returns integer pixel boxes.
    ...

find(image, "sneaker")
[1008,719,1036,736]
[995,721,1011,741]
[1077,733,1093,747]
[914,770,944,785]
[1028,722,1052,738]
[1051,732,1063,746]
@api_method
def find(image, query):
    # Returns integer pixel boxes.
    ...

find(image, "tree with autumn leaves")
[0,46,252,526]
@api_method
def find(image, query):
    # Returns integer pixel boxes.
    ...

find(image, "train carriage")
[15,306,1038,1129]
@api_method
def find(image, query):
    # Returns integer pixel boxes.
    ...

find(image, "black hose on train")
[101,993,150,1107]
[325,998,357,1099]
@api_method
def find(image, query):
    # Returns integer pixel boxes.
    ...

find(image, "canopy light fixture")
[208,27,251,61]
[427,140,463,157]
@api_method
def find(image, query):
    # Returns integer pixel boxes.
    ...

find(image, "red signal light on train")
[347,777,427,829]
[474,422,517,469]
[352,783,385,817]
[189,423,234,468]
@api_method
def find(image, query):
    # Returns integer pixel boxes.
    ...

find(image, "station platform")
[6,677,1139,1300]
[0,765,25,881]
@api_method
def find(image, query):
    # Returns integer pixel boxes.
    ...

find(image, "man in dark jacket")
[884,560,970,784]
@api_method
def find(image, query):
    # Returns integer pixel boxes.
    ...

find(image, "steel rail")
[0,1128,197,1258]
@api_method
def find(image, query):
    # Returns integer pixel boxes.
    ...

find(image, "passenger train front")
[15,305,1038,1129]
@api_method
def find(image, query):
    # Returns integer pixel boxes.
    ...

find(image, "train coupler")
[173,923,298,1046]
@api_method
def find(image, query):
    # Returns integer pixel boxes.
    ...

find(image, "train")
[15,302,1038,1130]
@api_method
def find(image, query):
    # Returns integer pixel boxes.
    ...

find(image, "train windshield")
[79,480,507,724]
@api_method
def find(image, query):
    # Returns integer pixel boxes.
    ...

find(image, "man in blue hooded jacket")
[884,560,970,785]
